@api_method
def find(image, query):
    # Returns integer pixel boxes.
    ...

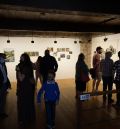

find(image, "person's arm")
[37,83,45,103]
[94,54,101,68]
[54,58,58,72]
[16,65,25,82]
[100,60,103,72]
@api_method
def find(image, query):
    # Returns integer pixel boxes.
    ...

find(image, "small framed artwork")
[60,54,65,58]
[35,52,39,56]
[66,48,70,52]
[47,47,53,52]
[57,48,62,52]
[69,51,72,54]
[67,55,70,59]
[62,48,65,52]
[4,48,15,62]
[57,48,60,52]
[25,51,39,57]
[58,58,61,61]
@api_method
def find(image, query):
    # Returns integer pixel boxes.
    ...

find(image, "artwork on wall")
[57,48,62,52]
[58,58,61,61]
[69,51,72,54]
[62,48,66,52]
[47,47,53,52]
[46,47,73,61]
[67,55,70,59]
[106,45,116,54]
[4,48,15,62]
[60,54,65,58]
[100,45,116,59]
[66,48,70,52]
[25,51,39,56]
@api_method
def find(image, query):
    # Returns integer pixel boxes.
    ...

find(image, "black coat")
[0,63,11,89]
[41,55,58,75]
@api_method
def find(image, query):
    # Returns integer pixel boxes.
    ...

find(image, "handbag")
[89,68,96,79]
[80,70,90,82]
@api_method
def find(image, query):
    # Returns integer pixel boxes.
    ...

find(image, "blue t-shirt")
[37,80,60,103]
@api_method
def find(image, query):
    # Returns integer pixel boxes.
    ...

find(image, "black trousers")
[0,84,7,114]
[102,76,113,100]
[45,101,56,128]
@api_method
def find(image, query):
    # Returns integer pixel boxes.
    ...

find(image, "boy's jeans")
[45,101,56,128]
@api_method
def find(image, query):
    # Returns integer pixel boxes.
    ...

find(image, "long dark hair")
[20,53,32,67]
[77,53,85,62]
[36,56,42,64]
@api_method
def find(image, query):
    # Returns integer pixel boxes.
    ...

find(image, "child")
[37,70,60,129]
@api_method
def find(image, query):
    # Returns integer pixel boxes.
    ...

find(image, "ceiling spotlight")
[104,37,108,42]
[74,41,77,44]
[79,41,82,43]
[54,40,57,43]
[88,39,91,42]
[31,40,34,43]
[7,39,10,43]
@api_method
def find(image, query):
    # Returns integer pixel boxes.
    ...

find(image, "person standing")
[34,56,43,86]
[41,49,58,83]
[0,53,11,118]
[100,51,114,104]
[16,53,36,125]
[37,70,60,129]
[75,53,89,98]
[92,46,102,92]
[113,51,120,107]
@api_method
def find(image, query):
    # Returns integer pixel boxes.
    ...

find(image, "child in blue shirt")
[37,70,60,129]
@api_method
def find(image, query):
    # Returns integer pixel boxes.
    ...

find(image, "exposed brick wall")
[80,42,92,68]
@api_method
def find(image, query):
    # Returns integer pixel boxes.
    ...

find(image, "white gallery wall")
[0,37,80,82]
[92,33,120,63]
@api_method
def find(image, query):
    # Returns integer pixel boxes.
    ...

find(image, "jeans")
[45,101,56,128]
[102,76,113,101]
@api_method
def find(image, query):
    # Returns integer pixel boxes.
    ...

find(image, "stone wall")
[80,42,92,68]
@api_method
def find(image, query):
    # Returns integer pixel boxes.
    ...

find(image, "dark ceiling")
[0,1,120,35]
[0,0,120,14]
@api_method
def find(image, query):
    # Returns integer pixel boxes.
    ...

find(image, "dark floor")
[0,79,120,129]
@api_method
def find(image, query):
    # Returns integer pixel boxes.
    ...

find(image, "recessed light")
[7,40,10,43]
[31,40,34,43]
[104,37,108,42]
[79,41,82,43]
[74,41,77,44]
[54,40,57,43]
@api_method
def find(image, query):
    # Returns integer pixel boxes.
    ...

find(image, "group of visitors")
[0,46,120,129]
[75,46,120,106]
[16,49,59,129]
[0,49,59,129]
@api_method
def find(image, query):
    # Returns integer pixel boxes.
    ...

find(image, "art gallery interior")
[0,1,120,129]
